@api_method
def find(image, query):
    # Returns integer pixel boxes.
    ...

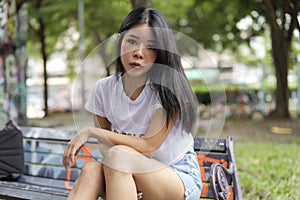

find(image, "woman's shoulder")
[95,74,119,87]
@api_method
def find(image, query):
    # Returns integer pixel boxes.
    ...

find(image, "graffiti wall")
[0,0,27,124]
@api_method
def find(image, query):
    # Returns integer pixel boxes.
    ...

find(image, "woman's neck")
[122,75,147,100]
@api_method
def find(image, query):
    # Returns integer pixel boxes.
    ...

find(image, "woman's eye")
[147,46,156,51]
[127,39,137,45]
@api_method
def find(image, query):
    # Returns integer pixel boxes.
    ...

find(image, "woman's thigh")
[133,148,202,200]
[104,145,200,200]
[133,167,185,200]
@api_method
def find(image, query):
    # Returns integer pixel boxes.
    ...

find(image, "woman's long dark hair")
[116,7,198,134]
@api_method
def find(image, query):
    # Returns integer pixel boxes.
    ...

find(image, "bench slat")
[17,175,75,190]
[24,164,80,181]
[0,178,70,199]
[194,138,226,152]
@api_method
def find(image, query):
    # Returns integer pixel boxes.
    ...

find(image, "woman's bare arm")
[89,108,176,155]
[63,108,176,168]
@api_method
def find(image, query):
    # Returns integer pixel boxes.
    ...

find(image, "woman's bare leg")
[103,165,138,200]
[103,145,185,200]
[133,167,185,200]
[68,161,105,200]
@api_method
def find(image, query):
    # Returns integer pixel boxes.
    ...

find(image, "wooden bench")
[0,126,242,200]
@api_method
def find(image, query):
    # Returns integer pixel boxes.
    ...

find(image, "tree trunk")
[270,29,290,118]
[131,0,152,9]
[263,0,293,118]
[36,0,48,117]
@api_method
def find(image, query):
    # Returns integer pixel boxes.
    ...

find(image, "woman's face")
[120,24,157,78]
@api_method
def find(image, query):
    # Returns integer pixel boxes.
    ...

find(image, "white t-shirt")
[85,75,194,165]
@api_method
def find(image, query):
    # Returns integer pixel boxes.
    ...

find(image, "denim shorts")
[170,146,202,200]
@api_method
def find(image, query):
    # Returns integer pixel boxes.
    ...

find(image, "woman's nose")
[133,46,144,59]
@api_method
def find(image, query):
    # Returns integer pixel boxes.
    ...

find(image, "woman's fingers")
[62,149,72,168]
[63,140,79,168]
[62,127,91,168]
[69,141,78,163]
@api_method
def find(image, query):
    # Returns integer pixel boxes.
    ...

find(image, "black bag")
[0,120,24,180]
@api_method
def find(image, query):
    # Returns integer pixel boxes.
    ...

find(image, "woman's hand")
[62,127,91,168]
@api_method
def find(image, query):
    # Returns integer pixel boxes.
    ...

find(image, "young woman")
[62,7,202,200]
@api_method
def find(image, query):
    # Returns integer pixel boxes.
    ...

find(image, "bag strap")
[4,120,18,131]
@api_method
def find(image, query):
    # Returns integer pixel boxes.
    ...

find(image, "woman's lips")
[129,62,142,69]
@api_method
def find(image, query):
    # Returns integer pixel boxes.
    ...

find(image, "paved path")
[26,110,93,131]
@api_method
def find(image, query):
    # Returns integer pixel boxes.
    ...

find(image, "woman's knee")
[81,161,103,177]
[104,145,140,173]
[104,145,162,174]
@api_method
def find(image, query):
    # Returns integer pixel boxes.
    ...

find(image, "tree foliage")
[26,0,131,115]
[27,0,77,116]
[187,0,300,118]
[27,0,77,57]
[26,0,299,118]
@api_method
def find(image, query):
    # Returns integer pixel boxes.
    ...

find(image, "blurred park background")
[0,0,299,199]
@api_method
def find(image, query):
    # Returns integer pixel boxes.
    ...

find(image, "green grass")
[235,143,300,200]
